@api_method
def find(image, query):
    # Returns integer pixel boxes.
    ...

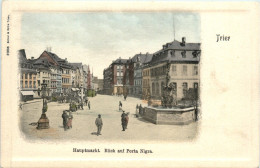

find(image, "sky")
[21,12,200,79]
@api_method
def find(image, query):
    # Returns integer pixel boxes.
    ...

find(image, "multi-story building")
[82,65,89,91]
[103,66,112,94]
[87,65,92,90]
[142,65,151,100]
[50,67,58,93]
[56,68,62,93]
[19,49,38,100]
[97,79,104,92]
[123,58,134,95]
[70,63,84,88]
[149,37,200,100]
[111,57,127,95]
[60,63,72,94]
[33,58,52,96]
[132,53,153,98]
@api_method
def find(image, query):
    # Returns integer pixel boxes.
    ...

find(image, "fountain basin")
[143,106,196,125]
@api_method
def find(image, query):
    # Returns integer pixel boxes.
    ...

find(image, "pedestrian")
[136,104,139,113]
[121,111,127,131]
[95,114,103,136]
[139,104,143,115]
[80,102,84,110]
[19,103,23,110]
[88,101,91,110]
[85,98,88,106]
[119,101,122,111]
[67,111,73,129]
[62,110,68,131]
[125,113,129,129]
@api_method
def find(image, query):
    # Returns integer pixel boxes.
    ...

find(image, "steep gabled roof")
[112,58,128,64]
[70,63,82,69]
[131,53,153,64]
[18,49,28,64]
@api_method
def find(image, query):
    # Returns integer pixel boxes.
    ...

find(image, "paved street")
[20,95,199,141]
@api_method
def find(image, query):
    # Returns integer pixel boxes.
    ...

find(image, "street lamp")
[37,80,50,129]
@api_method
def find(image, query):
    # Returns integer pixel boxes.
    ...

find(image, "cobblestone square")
[20,95,199,141]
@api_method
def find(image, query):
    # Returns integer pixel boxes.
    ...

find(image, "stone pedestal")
[143,106,196,125]
[37,113,49,129]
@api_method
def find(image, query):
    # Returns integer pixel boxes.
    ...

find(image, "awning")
[21,91,35,96]
[71,88,80,91]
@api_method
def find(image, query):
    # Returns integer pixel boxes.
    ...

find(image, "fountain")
[141,63,199,125]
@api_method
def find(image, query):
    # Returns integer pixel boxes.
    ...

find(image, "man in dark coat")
[121,111,127,131]
[95,114,103,136]
[62,111,69,131]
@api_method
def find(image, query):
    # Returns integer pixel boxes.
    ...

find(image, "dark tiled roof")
[45,51,64,62]
[112,58,128,64]
[70,63,82,69]
[151,50,200,65]
[131,53,153,64]
[150,39,201,65]
[21,68,37,73]
[143,54,153,64]
[18,49,28,64]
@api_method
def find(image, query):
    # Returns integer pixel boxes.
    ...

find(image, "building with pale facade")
[149,37,200,100]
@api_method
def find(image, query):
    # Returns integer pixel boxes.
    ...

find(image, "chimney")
[182,37,186,46]
[162,45,166,49]
[140,52,141,55]
[31,57,34,60]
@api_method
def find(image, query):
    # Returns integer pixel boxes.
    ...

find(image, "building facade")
[111,58,127,95]
[149,37,200,100]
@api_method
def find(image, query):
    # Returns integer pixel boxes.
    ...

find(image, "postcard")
[1,1,259,167]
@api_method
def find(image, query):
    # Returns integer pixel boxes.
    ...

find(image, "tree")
[185,88,199,121]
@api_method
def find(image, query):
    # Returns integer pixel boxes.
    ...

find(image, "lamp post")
[37,80,50,129]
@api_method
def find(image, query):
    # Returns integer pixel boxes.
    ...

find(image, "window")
[172,65,177,76]
[182,65,187,76]
[183,82,188,96]
[29,74,32,79]
[181,51,186,58]
[25,74,28,79]
[193,66,198,76]
[170,50,175,57]
[20,81,23,88]
[156,83,159,95]
[192,51,198,58]
[194,83,198,89]
[25,81,28,88]
[29,81,32,88]
[170,82,177,91]
[152,83,155,95]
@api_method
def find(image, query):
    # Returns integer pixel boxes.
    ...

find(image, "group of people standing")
[135,104,143,117]
[62,110,73,131]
